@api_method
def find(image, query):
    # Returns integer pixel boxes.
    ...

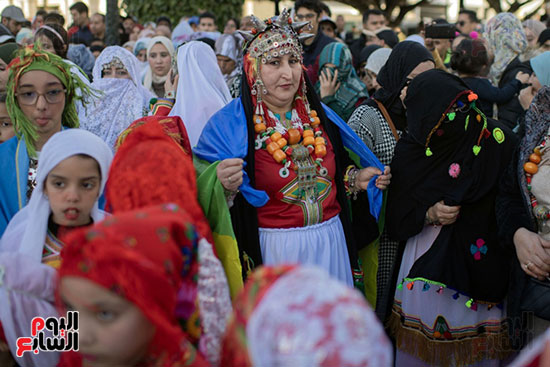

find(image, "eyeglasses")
[15,89,66,106]
[295,13,316,21]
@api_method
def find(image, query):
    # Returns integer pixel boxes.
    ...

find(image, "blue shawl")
[194,98,384,220]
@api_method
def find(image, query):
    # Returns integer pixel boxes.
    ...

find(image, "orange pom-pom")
[468,93,478,102]
[303,129,314,138]
[277,138,288,148]
[310,110,317,117]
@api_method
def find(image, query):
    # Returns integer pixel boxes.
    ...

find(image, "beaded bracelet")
[344,165,361,200]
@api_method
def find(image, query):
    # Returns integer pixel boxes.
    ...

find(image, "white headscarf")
[0,129,113,367]
[172,20,194,47]
[169,41,232,146]
[79,46,154,150]
[142,36,175,96]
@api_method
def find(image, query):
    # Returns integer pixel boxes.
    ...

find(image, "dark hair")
[376,29,399,48]
[538,28,550,46]
[450,38,488,75]
[69,2,88,15]
[362,9,385,24]
[35,22,68,58]
[156,15,171,28]
[92,13,105,23]
[319,2,331,17]
[199,12,216,23]
[227,17,240,28]
[0,92,7,103]
[458,9,478,23]
[294,0,323,16]
[44,12,65,26]
[433,18,449,25]
[35,9,48,18]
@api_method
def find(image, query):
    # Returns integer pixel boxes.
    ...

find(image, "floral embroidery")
[470,238,487,260]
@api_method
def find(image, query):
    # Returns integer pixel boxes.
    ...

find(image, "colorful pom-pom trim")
[493,128,505,144]
[449,163,461,178]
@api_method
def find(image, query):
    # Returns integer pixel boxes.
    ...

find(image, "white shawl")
[169,41,232,146]
[0,129,113,367]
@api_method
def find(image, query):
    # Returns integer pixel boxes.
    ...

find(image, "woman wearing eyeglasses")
[0,46,93,237]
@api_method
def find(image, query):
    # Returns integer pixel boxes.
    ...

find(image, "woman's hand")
[426,200,461,226]
[515,71,529,84]
[519,85,536,110]
[355,166,391,190]
[217,158,244,192]
[513,227,550,280]
[319,69,340,99]
[164,69,179,98]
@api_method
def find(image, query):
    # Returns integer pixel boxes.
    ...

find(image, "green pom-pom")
[425,148,433,157]
[473,145,481,156]
[397,283,403,290]
[448,112,456,121]
[465,299,473,308]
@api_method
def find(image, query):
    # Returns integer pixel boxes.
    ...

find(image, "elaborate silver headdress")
[237,8,314,63]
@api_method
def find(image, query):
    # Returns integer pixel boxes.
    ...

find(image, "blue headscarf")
[530,51,550,87]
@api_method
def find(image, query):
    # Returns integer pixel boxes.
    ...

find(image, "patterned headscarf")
[105,116,232,366]
[58,204,211,367]
[485,13,528,85]
[6,45,94,157]
[316,42,369,120]
[518,86,550,223]
[221,265,393,367]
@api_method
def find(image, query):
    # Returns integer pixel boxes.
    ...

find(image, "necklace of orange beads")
[524,139,550,222]
[254,109,328,178]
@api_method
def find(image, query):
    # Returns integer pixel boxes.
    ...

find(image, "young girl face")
[148,43,171,77]
[0,102,14,143]
[43,155,101,227]
[16,70,66,142]
[60,276,155,366]
[137,49,147,62]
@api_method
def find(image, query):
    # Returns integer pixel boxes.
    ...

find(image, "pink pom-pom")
[470,31,479,39]
[449,163,461,178]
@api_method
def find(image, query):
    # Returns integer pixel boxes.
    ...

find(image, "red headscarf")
[105,116,213,243]
[58,204,209,367]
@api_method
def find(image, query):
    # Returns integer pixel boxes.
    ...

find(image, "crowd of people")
[0,0,549,366]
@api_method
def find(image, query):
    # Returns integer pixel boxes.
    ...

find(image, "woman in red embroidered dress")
[194,10,391,288]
